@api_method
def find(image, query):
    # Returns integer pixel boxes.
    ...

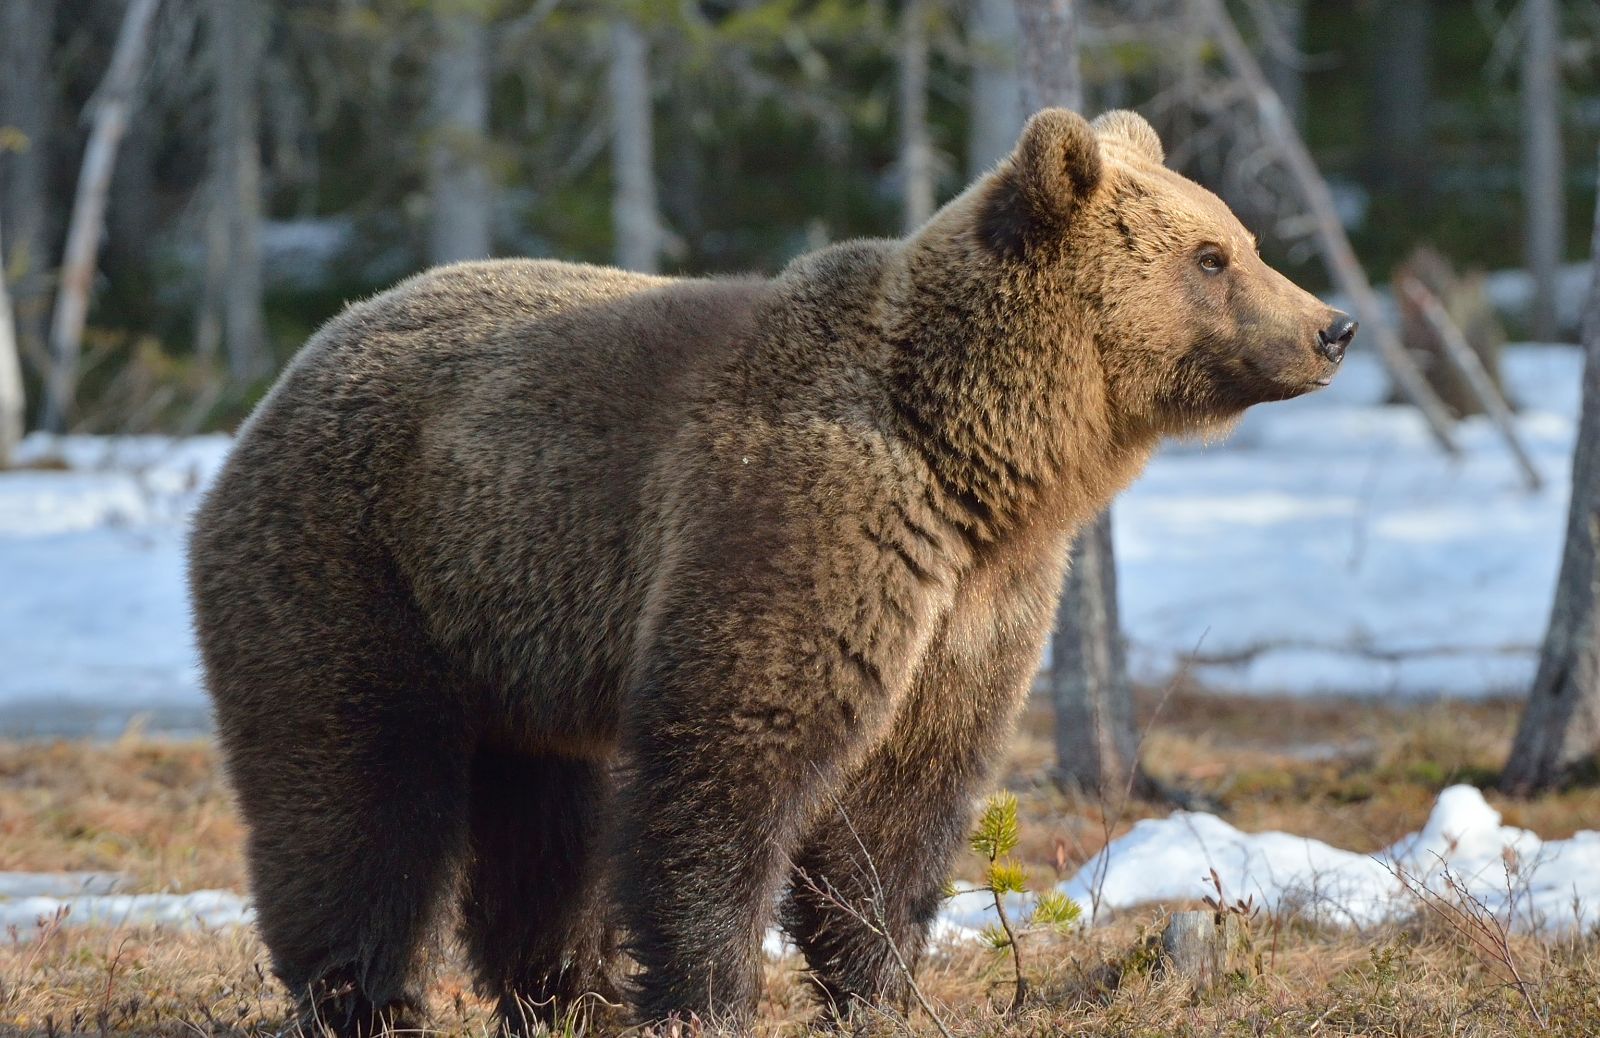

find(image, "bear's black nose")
[1318,313,1357,363]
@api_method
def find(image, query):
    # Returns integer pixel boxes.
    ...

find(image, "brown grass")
[3,691,1598,1036]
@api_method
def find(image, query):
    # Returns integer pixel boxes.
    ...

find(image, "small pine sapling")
[970,792,1082,1010]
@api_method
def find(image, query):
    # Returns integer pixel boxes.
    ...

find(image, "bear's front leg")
[613,429,962,1028]
[615,627,904,1030]
[780,567,1060,1021]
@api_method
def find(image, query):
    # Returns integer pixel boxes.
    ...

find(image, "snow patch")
[1052,785,1600,934]
[0,871,254,938]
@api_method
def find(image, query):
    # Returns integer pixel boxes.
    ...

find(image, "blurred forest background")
[0,0,1597,440]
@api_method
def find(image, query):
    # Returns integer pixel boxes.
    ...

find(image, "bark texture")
[1015,0,1082,114]
[1051,511,1148,794]
[1502,164,1600,794]
[1522,0,1565,342]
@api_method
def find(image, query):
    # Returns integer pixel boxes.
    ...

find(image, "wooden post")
[1194,0,1459,458]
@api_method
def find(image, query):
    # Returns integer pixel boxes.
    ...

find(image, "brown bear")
[188,107,1351,1035]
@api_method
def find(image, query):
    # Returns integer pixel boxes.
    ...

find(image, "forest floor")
[3,689,1599,1036]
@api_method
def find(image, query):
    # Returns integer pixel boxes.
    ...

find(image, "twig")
[1388,857,1547,1030]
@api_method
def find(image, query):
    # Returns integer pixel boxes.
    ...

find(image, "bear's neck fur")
[882,214,1159,550]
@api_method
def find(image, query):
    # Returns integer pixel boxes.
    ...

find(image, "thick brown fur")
[188,109,1347,1035]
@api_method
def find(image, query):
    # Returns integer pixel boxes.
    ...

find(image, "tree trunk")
[1260,0,1305,134]
[1015,0,1082,115]
[1051,511,1151,795]
[899,0,934,232]
[428,5,493,265]
[1522,0,1564,342]
[1013,0,1148,797]
[608,17,662,274]
[1368,0,1432,198]
[40,0,160,433]
[967,0,1024,177]
[0,0,58,367]
[1502,154,1600,794]
[211,0,268,384]
[0,208,24,467]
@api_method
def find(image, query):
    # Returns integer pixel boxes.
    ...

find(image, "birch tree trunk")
[40,0,160,432]
[428,5,493,265]
[967,0,1025,177]
[0,0,57,363]
[1502,156,1600,794]
[211,0,268,383]
[899,0,934,232]
[1014,0,1150,797]
[1522,0,1564,342]
[608,17,662,274]
[0,208,24,468]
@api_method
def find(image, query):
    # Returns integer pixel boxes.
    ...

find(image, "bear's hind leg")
[205,571,475,1038]
[459,749,619,1035]
[228,685,474,1038]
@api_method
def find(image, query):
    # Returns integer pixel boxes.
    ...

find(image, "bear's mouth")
[1239,356,1335,400]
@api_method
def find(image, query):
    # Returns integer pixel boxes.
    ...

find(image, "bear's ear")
[977,108,1102,259]
[1091,110,1164,167]
[1013,108,1103,220]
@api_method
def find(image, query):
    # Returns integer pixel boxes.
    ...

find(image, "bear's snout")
[1317,313,1357,365]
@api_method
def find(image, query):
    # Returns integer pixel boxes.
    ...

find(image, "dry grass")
[3,691,1599,1036]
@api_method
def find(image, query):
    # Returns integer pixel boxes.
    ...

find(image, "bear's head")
[974,107,1354,437]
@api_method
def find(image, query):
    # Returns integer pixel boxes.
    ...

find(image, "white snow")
[1116,343,1580,696]
[0,436,229,735]
[0,345,1581,732]
[0,872,252,937]
[1049,784,1600,935]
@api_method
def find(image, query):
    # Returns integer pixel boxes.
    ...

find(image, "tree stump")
[1159,911,1249,991]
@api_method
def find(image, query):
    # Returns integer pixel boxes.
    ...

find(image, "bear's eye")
[1197,249,1227,274]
